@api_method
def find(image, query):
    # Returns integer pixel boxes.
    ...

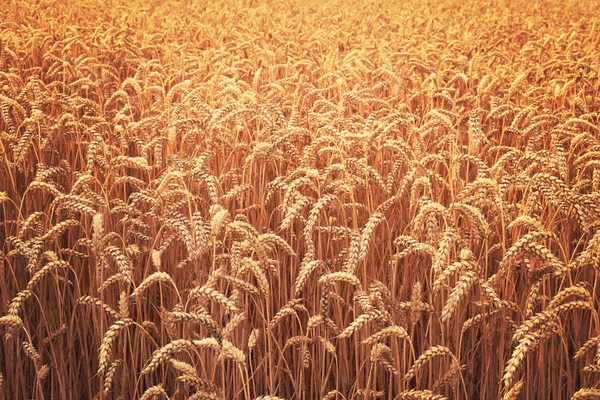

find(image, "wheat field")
[1,0,600,399]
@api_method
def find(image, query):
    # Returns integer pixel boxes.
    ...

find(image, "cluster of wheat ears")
[1,0,600,399]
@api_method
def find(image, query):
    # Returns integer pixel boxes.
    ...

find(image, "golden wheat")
[1,0,599,398]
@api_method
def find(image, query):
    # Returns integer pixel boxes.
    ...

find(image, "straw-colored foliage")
[1,0,599,398]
